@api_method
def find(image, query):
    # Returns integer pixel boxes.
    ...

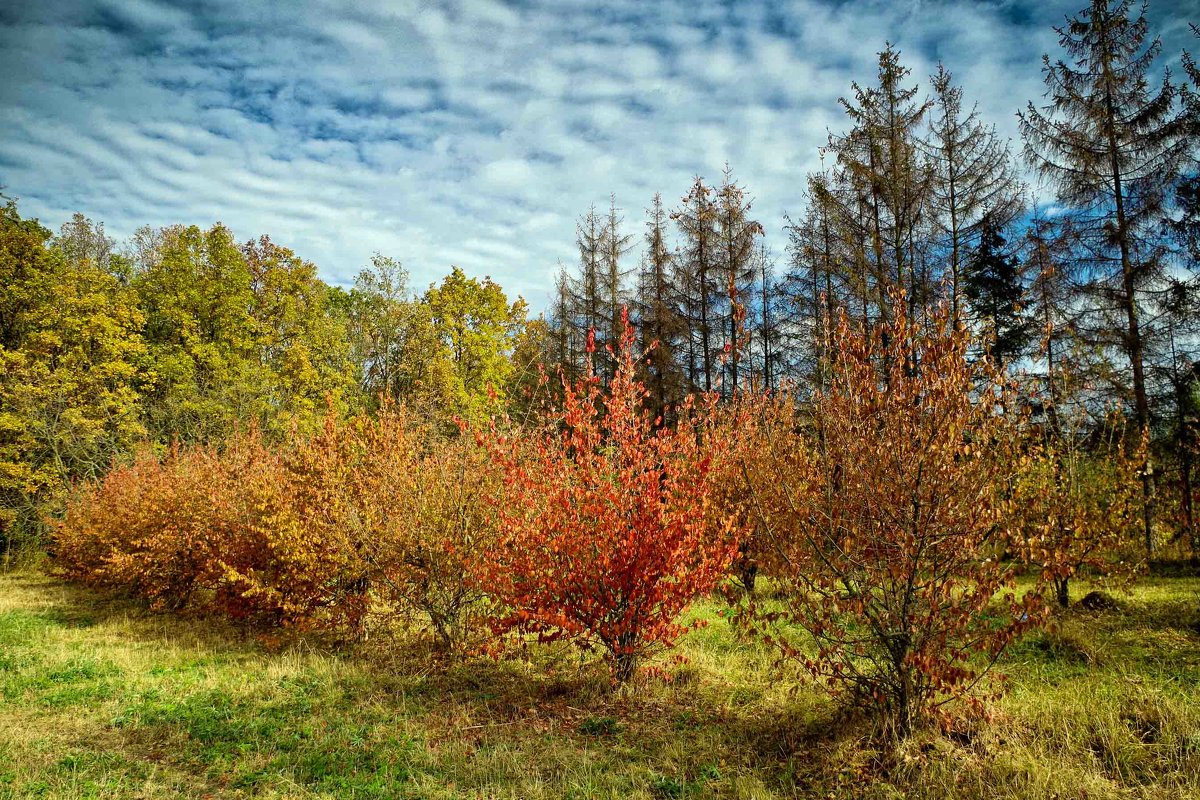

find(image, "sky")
[1,0,1196,310]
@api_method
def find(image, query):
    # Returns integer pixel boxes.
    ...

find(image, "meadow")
[3,2,1199,797]
[2,569,1197,800]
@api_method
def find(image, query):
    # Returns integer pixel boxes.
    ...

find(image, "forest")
[2,1,1200,798]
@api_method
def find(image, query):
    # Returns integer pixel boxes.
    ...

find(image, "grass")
[0,571,1198,799]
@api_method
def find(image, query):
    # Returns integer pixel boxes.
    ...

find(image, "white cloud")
[480,157,536,190]
[0,0,1192,308]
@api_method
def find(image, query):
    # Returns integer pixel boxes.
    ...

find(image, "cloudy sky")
[1,0,1195,309]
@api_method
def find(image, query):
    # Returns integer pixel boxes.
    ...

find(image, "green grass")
[1,571,1198,798]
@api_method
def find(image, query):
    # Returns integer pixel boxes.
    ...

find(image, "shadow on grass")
[1146,558,1200,578]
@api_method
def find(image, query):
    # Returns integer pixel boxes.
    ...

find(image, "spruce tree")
[548,267,580,383]
[824,44,933,322]
[714,166,764,395]
[567,206,607,374]
[600,196,635,379]
[1019,0,1192,553]
[751,242,782,392]
[963,217,1030,366]
[786,170,848,393]
[635,194,686,421]
[673,177,720,393]
[927,64,1025,325]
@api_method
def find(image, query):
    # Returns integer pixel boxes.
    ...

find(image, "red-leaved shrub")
[476,311,746,681]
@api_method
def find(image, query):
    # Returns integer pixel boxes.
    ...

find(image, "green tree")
[348,255,448,412]
[423,267,527,423]
[505,316,555,424]
[242,235,355,433]
[964,218,1031,366]
[0,201,145,558]
[134,224,259,443]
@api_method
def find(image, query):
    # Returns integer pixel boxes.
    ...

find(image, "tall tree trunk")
[1103,63,1156,556]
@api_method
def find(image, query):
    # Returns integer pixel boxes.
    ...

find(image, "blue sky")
[1,0,1195,308]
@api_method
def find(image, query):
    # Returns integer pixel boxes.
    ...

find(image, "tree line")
[543,1,1200,557]
[0,214,529,557]
[2,0,1198,564]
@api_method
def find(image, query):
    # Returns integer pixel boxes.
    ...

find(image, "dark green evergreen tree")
[964,218,1031,367]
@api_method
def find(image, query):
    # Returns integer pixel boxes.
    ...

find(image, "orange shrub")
[52,441,234,610]
[743,299,1044,737]
[373,428,499,653]
[53,408,498,647]
[1016,417,1146,607]
[210,419,374,632]
[707,393,773,595]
